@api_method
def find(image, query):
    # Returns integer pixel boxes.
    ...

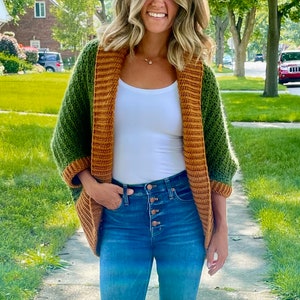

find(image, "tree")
[278,0,300,23]
[263,0,280,97]
[248,10,268,59]
[51,0,113,53]
[4,0,34,22]
[280,19,300,49]
[263,0,300,97]
[227,0,258,77]
[210,0,258,77]
[209,1,230,67]
[214,16,230,66]
[95,0,113,24]
[51,0,97,53]
[95,0,110,24]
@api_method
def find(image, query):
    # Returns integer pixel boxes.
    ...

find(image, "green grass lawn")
[229,127,300,299]
[0,112,79,299]
[217,76,286,91]
[0,73,299,299]
[222,93,300,122]
[0,73,69,114]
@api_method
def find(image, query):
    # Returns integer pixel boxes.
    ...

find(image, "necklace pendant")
[144,58,153,65]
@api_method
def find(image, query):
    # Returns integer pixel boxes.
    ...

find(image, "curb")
[231,121,300,129]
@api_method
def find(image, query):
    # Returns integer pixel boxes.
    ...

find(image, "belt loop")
[164,178,174,199]
[123,184,130,206]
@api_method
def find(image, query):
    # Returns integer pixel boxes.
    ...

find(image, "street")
[285,83,300,95]
[244,61,300,95]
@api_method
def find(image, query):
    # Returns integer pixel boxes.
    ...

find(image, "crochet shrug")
[51,40,238,256]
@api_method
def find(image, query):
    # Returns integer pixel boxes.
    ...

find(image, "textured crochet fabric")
[51,39,238,256]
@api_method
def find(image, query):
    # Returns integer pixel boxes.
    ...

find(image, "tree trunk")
[263,0,280,97]
[234,47,247,77]
[95,0,107,24]
[228,7,256,77]
[214,16,229,66]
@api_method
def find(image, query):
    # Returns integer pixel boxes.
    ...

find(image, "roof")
[49,0,59,7]
[0,0,12,24]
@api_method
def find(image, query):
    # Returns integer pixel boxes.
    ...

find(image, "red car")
[278,50,300,84]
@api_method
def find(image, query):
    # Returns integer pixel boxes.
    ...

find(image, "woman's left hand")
[206,226,228,276]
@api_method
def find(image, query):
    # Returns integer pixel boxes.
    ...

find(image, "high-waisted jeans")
[99,171,206,300]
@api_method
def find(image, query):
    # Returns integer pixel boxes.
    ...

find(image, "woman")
[51,0,238,299]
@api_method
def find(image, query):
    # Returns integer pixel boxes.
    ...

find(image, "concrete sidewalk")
[35,172,276,300]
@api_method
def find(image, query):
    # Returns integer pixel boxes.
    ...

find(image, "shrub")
[0,33,26,60]
[22,47,38,64]
[0,52,20,73]
[0,52,31,74]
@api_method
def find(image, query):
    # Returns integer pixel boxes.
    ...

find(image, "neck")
[136,32,169,59]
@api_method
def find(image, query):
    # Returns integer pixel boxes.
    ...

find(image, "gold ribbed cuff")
[210,180,233,198]
[62,157,91,188]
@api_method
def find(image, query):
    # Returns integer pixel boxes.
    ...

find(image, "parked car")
[223,55,233,65]
[37,51,64,72]
[254,53,264,62]
[278,50,300,84]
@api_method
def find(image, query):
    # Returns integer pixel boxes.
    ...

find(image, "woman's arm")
[200,65,238,274]
[206,191,228,276]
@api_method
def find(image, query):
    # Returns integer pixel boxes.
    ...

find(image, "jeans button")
[150,197,157,203]
[147,184,153,190]
[152,221,161,226]
[151,209,159,215]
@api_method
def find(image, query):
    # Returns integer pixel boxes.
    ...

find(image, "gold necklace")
[144,58,153,65]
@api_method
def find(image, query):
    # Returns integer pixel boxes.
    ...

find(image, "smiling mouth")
[148,12,167,18]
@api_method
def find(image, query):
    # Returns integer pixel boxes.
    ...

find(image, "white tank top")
[112,79,186,184]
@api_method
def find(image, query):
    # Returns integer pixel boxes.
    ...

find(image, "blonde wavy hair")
[99,0,213,70]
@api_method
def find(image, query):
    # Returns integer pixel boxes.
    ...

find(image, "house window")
[34,1,46,18]
[30,40,40,49]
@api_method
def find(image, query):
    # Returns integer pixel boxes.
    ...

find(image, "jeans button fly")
[151,209,159,215]
[152,221,161,227]
[150,197,157,203]
[147,184,153,190]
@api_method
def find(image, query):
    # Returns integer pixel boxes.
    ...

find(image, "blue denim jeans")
[99,171,206,300]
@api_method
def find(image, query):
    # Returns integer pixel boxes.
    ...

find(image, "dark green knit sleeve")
[51,39,99,187]
[201,65,238,190]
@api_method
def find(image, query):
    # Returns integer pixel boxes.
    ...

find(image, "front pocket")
[172,186,194,202]
[108,198,123,211]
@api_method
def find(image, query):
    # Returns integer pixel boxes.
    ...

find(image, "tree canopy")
[51,0,97,53]
[4,0,35,22]
[4,0,300,95]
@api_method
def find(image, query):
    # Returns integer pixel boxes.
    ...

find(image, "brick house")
[1,0,74,59]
